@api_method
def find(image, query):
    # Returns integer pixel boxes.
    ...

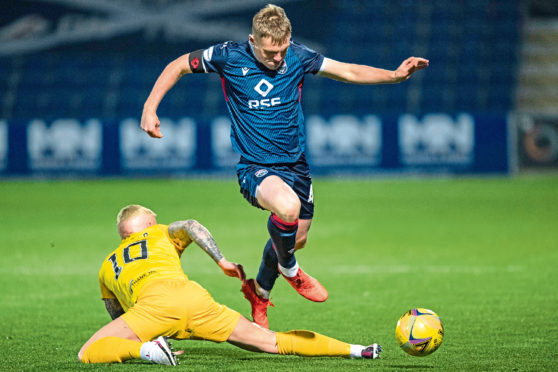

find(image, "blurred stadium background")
[2,2,558,370]
[1,0,557,177]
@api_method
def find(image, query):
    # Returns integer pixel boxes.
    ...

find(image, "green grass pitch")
[1,175,557,371]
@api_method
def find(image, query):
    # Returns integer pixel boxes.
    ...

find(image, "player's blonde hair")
[252,4,291,44]
[116,204,156,225]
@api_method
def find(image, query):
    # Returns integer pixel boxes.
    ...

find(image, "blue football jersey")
[199,40,324,164]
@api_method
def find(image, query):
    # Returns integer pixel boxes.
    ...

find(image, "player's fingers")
[147,127,163,138]
[411,57,429,67]
[236,264,246,281]
[404,56,416,65]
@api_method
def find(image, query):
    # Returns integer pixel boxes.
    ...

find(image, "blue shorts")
[236,155,314,219]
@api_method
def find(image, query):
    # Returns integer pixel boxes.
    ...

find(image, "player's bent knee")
[275,197,301,222]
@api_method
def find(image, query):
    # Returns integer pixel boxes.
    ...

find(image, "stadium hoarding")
[0,113,510,177]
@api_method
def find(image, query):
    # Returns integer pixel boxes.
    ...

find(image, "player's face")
[251,35,290,70]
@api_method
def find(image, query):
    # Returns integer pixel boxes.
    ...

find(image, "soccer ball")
[395,308,444,357]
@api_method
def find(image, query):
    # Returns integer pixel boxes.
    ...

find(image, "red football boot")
[281,267,328,302]
[241,279,274,329]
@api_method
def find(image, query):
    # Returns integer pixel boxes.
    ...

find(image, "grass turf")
[1,175,557,371]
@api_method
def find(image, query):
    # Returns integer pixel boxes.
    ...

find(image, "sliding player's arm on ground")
[103,298,125,320]
[318,56,429,85]
[168,220,246,281]
[140,53,193,138]
[99,279,125,319]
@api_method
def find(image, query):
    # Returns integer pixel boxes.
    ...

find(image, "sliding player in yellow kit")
[78,205,381,365]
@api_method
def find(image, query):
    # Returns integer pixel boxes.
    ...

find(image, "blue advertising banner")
[0,113,510,177]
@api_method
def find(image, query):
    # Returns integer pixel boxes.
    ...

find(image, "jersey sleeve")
[99,275,116,299]
[201,42,233,74]
[290,40,325,74]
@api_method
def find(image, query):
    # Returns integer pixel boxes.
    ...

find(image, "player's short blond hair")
[116,204,156,225]
[252,4,291,44]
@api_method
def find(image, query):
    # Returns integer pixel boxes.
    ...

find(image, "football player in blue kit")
[140,4,428,328]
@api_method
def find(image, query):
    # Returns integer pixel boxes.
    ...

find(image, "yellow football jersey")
[98,224,187,311]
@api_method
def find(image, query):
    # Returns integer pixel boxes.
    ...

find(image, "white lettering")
[248,97,281,109]
[120,117,196,169]
[307,114,382,166]
[27,118,102,170]
[399,113,474,164]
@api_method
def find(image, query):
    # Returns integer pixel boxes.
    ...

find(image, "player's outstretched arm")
[168,220,245,281]
[140,53,192,138]
[319,56,429,85]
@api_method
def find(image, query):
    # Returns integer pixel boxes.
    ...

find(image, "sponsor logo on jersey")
[242,67,249,76]
[254,79,273,97]
[249,78,281,109]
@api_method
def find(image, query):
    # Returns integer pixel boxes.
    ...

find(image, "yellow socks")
[276,330,351,357]
[81,337,141,363]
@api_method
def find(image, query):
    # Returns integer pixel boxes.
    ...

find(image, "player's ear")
[249,34,255,46]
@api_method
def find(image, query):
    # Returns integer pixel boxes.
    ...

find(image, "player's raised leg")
[256,175,327,302]
[252,220,311,298]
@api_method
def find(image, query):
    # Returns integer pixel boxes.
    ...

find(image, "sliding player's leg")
[78,317,176,365]
[227,315,382,359]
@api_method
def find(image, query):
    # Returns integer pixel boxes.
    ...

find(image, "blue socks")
[267,214,298,269]
[256,239,279,291]
[256,214,298,291]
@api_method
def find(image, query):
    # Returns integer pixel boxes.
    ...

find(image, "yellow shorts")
[121,278,240,342]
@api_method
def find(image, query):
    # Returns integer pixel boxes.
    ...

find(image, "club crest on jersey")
[255,169,268,177]
[278,60,288,74]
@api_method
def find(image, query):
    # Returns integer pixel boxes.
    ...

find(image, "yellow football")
[395,308,444,357]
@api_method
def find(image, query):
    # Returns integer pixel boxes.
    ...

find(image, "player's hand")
[218,258,246,281]
[393,57,429,82]
[140,109,163,138]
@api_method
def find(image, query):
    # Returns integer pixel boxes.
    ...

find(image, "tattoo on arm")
[168,220,224,263]
[168,221,193,248]
[103,298,125,320]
